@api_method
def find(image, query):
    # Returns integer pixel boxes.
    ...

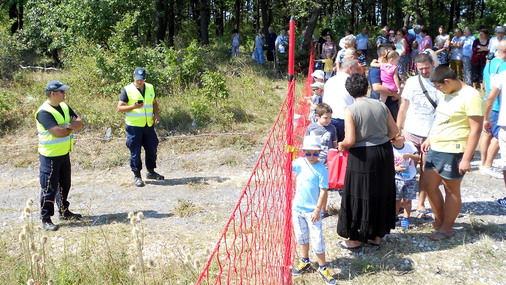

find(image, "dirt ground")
[1,134,506,284]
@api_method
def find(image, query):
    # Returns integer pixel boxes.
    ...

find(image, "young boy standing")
[422,65,483,240]
[305,103,338,165]
[392,133,420,228]
[307,83,325,123]
[291,135,336,285]
[305,103,338,218]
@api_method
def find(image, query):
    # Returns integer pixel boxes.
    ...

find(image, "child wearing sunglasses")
[291,135,336,284]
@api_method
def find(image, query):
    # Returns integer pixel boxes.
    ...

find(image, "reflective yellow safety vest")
[124,83,155,127]
[35,102,74,157]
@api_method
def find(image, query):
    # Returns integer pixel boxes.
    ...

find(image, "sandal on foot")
[417,210,431,219]
[427,231,455,241]
[338,241,362,251]
[367,241,381,250]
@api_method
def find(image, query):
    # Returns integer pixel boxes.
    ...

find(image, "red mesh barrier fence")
[195,30,316,285]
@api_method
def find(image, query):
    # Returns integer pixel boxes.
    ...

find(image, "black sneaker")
[60,211,83,220]
[146,171,164,180]
[134,176,145,187]
[42,217,59,231]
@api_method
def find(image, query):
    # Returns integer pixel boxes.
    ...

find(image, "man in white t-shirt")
[322,59,360,142]
[489,27,505,58]
[484,65,506,206]
[397,53,440,215]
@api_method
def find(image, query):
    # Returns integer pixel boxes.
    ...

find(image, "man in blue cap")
[36,80,84,231]
[117,67,164,187]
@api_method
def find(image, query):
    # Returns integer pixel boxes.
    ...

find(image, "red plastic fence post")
[287,16,296,83]
[282,16,297,285]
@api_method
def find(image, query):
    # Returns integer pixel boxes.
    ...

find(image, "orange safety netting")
[195,32,316,285]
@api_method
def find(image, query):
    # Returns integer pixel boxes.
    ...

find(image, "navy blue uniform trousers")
[39,154,71,218]
[126,125,159,172]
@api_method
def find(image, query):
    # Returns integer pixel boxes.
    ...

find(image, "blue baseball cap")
[45,80,70,92]
[133,67,146,80]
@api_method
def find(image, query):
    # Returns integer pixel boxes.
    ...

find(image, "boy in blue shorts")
[291,135,336,285]
[392,133,420,227]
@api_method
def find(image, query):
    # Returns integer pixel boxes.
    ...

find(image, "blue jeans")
[255,48,265,64]
[126,125,159,172]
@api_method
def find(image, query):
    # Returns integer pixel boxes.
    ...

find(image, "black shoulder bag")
[418,75,437,109]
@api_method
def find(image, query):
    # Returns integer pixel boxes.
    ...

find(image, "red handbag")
[327,149,348,189]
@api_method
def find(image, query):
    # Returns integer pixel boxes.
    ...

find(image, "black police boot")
[60,210,83,220]
[146,171,164,180]
[134,176,145,187]
[42,217,59,231]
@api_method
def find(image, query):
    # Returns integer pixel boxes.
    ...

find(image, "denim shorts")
[395,178,418,200]
[490,110,500,139]
[292,210,325,254]
[425,149,464,180]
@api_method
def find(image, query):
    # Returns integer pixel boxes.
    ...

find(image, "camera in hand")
[137,100,144,104]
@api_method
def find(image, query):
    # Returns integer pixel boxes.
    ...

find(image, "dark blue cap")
[133,67,146,80]
[45,80,70,92]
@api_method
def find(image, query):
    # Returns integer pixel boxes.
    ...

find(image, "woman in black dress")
[337,73,399,249]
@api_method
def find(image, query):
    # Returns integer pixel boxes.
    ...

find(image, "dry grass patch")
[174,199,203,217]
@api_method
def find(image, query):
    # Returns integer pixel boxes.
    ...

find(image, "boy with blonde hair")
[291,135,336,285]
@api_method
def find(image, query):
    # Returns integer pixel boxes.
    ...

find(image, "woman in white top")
[395,29,409,78]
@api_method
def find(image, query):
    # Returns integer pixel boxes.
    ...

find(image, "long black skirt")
[337,142,396,243]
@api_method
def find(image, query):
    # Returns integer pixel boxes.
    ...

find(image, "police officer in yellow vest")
[117,67,164,187]
[36,80,84,231]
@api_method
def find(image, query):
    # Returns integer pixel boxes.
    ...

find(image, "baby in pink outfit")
[371,50,401,102]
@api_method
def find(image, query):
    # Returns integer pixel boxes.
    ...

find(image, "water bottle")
[400,159,411,179]
[401,218,410,230]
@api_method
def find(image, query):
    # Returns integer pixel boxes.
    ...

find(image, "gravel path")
[1,138,506,283]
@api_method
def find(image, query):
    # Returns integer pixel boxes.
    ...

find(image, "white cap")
[301,135,322,151]
[311,70,325,80]
[310,82,325,89]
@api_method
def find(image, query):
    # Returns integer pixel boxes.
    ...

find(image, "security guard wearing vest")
[36,80,84,231]
[117,67,164,187]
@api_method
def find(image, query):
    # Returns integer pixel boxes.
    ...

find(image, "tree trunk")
[380,0,388,27]
[415,0,424,26]
[167,0,176,47]
[199,0,210,45]
[454,0,461,26]
[350,0,356,32]
[469,0,475,23]
[9,1,23,34]
[214,0,224,36]
[448,0,455,31]
[371,1,377,26]
[393,0,403,28]
[480,0,485,19]
[304,4,321,48]
[233,0,241,31]
[259,0,269,34]
[155,0,168,44]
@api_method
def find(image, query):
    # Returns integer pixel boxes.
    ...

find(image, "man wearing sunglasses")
[35,80,84,231]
